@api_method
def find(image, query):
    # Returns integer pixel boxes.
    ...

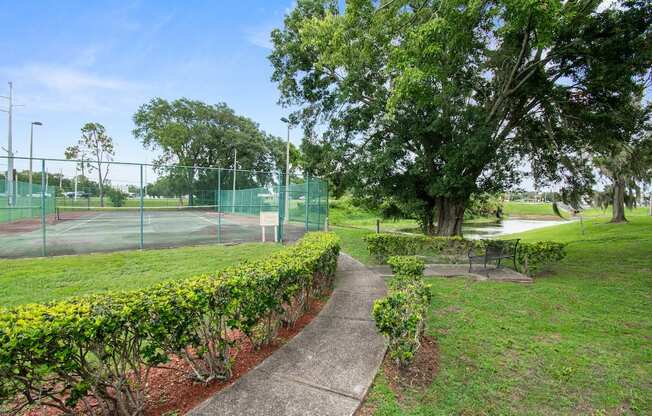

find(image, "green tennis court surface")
[0,207,307,258]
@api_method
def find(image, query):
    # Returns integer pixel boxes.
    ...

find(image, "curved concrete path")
[189,253,387,416]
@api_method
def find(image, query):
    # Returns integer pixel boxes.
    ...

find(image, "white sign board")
[260,212,279,243]
[260,211,279,226]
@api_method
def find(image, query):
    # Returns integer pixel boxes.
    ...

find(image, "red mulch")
[0,214,57,235]
[22,294,329,416]
[382,335,439,391]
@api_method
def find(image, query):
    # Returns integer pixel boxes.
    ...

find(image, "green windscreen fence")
[0,179,56,224]
[0,156,328,259]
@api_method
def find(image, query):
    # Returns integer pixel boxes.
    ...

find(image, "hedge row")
[364,233,566,276]
[0,232,340,416]
[373,256,431,367]
[363,233,471,262]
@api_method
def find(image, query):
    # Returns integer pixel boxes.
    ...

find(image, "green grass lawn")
[504,201,648,220]
[341,214,652,415]
[0,243,282,308]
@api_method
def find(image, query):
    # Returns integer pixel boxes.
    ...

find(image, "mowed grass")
[348,214,652,415]
[504,201,649,220]
[0,243,282,308]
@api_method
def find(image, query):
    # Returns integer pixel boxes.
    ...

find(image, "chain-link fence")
[0,156,328,258]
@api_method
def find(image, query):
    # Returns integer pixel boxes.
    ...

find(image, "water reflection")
[463,219,568,239]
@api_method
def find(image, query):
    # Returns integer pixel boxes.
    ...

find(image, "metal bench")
[468,239,520,274]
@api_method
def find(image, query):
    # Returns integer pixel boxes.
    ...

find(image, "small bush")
[516,241,567,276]
[373,257,431,368]
[387,255,425,276]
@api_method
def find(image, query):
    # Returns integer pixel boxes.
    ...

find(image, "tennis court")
[0,157,328,258]
[0,206,307,258]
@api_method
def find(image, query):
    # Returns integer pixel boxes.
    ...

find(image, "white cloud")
[0,64,145,115]
[243,25,275,50]
[596,0,620,12]
[22,65,134,92]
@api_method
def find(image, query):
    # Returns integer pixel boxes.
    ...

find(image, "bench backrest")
[485,239,520,257]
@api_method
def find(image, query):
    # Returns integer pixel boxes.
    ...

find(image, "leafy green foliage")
[365,233,566,276]
[359,215,652,414]
[0,233,340,415]
[386,256,425,277]
[270,0,652,235]
[106,186,127,207]
[373,264,431,367]
[517,241,567,276]
[65,122,115,207]
[363,233,471,263]
[132,98,290,204]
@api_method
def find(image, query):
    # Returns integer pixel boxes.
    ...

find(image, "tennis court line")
[55,212,106,235]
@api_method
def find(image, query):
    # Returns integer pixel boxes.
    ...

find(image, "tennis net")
[56,205,221,221]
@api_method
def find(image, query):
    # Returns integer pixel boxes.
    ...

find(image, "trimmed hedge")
[363,233,472,263]
[516,241,566,276]
[373,256,431,367]
[365,233,566,276]
[0,232,340,416]
[387,255,425,277]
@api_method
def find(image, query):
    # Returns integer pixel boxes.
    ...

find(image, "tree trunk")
[436,198,465,236]
[422,209,436,235]
[98,167,104,208]
[611,177,627,223]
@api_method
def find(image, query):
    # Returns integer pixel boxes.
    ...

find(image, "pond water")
[463,219,569,239]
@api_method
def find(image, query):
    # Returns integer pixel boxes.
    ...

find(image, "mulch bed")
[21,294,329,416]
[356,335,439,416]
[382,335,439,391]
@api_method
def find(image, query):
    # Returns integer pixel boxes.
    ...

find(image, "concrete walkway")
[189,253,387,416]
[369,263,533,283]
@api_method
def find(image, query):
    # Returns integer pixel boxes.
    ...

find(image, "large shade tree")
[270,0,652,235]
[133,98,287,203]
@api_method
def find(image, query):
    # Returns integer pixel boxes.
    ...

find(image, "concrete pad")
[190,371,359,416]
[256,316,386,400]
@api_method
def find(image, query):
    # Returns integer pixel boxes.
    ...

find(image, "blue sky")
[0,0,294,170]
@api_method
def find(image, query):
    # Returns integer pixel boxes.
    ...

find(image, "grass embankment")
[340,213,652,415]
[504,201,649,220]
[0,243,281,308]
[330,197,648,233]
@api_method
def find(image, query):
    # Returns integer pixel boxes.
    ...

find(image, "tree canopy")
[65,122,115,207]
[270,0,652,235]
[133,98,290,202]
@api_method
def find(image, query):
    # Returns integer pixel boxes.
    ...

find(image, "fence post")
[139,164,144,249]
[40,159,47,256]
[305,175,310,231]
[376,219,380,234]
[316,180,321,231]
[325,181,329,231]
[278,171,285,242]
[217,168,222,243]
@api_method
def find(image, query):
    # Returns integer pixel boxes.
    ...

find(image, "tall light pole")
[1,82,15,205]
[280,117,291,224]
[29,122,43,198]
